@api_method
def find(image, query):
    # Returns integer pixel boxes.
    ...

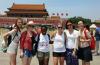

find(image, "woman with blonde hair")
[77,21,92,65]
[51,23,66,65]
[20,21,36,65]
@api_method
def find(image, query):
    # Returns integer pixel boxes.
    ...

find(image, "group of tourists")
[1,18,100,65]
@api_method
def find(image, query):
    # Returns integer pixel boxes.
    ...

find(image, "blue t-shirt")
[95,29,100,41]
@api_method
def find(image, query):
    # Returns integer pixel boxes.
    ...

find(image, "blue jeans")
[65,48,79,65]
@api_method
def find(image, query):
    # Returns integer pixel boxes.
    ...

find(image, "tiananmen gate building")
[0,3,67,28]
[5,3,49,17]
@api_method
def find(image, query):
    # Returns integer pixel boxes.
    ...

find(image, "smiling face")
[78,21,85,30]
[17,19,23,28]
[27,25,33,31]
[67,22,73,30]
[57,24,63,33]
[78,23,84,30]
[41,26,47,35]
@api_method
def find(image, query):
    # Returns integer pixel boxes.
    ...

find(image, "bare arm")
[3,29,17,44]
[84,30,91,42]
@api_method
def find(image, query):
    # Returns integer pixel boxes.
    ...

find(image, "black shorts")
[53,52,65,57]
[77,46,93,62]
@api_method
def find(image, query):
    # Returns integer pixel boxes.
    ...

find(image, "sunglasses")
[67,24,72,26]
[58,27,62,29]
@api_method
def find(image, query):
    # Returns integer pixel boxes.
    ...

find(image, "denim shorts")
[23,49,33,58]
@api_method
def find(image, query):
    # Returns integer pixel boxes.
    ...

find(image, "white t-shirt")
[64,30,79,49]
[37,33,50,52]
[53,32,66,52]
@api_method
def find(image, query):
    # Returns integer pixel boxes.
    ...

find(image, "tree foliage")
[68,16,92,25]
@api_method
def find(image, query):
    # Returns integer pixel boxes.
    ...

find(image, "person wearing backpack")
[20,21,37,65]
[3,18,23,65]
[77,21,92,65]
[36,26,50,65]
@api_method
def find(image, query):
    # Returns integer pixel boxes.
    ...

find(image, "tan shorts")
[37,51,50,60]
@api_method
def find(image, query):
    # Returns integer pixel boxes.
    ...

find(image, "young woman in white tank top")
[53,32,66,52]
[52,24,66,65]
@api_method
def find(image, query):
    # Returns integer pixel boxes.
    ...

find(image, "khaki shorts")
[37,51,50,60]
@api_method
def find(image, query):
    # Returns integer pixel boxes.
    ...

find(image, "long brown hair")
[66,20,75,29]
[14,18,23,32]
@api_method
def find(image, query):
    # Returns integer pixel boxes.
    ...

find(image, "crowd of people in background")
[1,18,100,65]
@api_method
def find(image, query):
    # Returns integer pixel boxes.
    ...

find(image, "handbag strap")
[84,29,91,46]
[10,31,18,43]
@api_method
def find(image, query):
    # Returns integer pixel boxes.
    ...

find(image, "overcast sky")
[0,0,100,21]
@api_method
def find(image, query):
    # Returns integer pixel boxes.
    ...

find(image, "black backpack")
[7,26,18,47]
[3,32,18,53]
[7,32,18,46]
[7,35,12,47]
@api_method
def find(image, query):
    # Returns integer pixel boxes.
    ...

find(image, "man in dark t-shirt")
[95,28,100,55]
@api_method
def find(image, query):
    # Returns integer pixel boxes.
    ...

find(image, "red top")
[20,31,37,50]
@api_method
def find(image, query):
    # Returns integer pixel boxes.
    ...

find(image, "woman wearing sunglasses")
[20,21,36,65]
[64,20,79,65]
[51,23,66,65]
